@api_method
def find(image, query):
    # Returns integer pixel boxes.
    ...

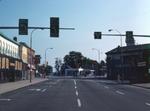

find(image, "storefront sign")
[137,62,146,67]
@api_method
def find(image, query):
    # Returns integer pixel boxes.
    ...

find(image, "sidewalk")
[0,78,48,95]
[132,83,150,89]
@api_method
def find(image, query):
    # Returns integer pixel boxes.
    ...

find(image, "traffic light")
[50,17,59,37]
[94,32,101,39]
[126,31,135,46]
[34,55,41,64]
[19,19,28,35]
[126,31,133,38]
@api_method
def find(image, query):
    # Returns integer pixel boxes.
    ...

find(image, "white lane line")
[116,90,125,95]
[145,102,150,106]
[104,86,109,89]
[36,89,41,91]
[29,88,41,91]
[77,98,82,107]
[76,90,79,96]
[0,99,12,101]
[75,86,77,89]
[74,80,77,85]
[41,89,47,92]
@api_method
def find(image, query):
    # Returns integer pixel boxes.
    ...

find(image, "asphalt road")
[1,78,150,111]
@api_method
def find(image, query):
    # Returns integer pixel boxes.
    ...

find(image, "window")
[0,57,1,69]
[6,58,9,69]
[2,57,5,69]
[3,42,5,54]
[0,40,2,53]
[6,43,8,55]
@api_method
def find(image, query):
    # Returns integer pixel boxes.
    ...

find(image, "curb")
[132,84,150,89]
[0,79,48,95]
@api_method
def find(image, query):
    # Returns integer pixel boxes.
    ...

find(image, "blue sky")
[0,0,150,67]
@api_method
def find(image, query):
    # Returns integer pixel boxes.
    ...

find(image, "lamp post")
[29,28,44,83]
[108,29,123,83]
[92,48,101,63]
[108,29,122,47]
[45,47,53,66]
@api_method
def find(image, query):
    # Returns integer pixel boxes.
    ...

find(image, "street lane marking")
[77,98,81,107]
[29,89,35,91]
[74,80,77,85]
[36,89,41,91]
[75,86,77,89]
[29,88,41,91]
[116,90,125,95]
[76,90,79,96]
[145,102,150,106]
[0,99,12,101]
[104,86,109,89]
[41,89,47,92]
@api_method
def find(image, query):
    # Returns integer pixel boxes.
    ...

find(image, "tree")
[64,51,83,68]
[63,51,105,76]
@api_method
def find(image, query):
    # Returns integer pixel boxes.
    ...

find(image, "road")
[1,78,150,111]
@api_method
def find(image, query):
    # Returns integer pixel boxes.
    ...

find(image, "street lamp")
[29,28,44,83]
[108,29,123,82]
[45,47,53,66]
[92,48,101,63]
[108,29,122,47]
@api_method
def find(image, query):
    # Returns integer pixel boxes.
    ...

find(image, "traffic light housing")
[19,19,28,35]
[34,55,41,64]
[126,31,135,46]
[126,31,133,38]
[50,17,59,37]
[94,32,101,39]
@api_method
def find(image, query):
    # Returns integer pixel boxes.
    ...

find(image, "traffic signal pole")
[0,26,75,30]
[102,34,150,37]
[0,17,75,83]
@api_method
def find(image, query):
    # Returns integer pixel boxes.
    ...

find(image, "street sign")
[50,17,59,37]
[94,32,101,39]
[19,19,28,35]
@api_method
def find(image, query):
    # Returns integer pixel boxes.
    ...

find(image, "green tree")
[64,51,83,68]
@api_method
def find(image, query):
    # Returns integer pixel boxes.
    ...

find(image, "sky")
[0,0,150,68]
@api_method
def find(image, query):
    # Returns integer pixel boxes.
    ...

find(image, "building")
[0,33,22,82]
[106,44,150,83]
[19,42,35,80]
[0,32,37,82]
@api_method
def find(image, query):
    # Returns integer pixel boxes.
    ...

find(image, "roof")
[0,32,20,46]
[0,32,35,52]
[19,42,35,52]
[19,42,30,48]
[106,44,150,55]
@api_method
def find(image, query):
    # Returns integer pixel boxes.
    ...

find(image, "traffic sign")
[94,32,101,39]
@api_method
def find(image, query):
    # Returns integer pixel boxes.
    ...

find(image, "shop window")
[2,57,5,69]
[6,58,9,69]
